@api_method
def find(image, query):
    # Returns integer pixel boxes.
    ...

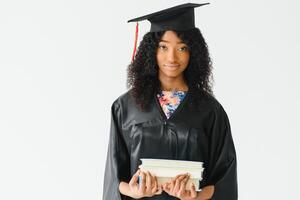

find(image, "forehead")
[160,30,183,43]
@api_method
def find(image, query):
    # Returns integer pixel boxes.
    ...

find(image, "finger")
[174,174,187,192]
[138,172,146,193]
[173,178,180,192]
[178,177,188,194]
[178,172,189,179]
[151,176,158,193]
[155,185,163,194]
[169,177,176,191]
[163,183,171,195]
[129,170,140,187]
[145,171,153,193]
[177,172,188,177]
[190,183,197,198]
[174,174,181,180]
[172,173,186,184]
[154,185,163,194]
[163,182,169,190]
[177,174,188,183]
[150,173,156,189]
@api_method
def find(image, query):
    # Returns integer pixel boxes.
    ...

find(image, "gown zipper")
[154,90,190,159]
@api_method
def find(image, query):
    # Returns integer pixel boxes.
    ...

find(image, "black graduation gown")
[103,89,238,200]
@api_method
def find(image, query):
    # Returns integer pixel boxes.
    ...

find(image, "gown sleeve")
[207,104,238,200]
[102,101,131,200]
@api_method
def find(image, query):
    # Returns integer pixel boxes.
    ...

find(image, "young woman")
[103,3,238,200]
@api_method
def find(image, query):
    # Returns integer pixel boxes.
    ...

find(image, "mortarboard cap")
[127,3,210,61]
[128,3,210,32]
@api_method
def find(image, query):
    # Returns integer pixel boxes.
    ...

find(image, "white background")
[0,0,299,199]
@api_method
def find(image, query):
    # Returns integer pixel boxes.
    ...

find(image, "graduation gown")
[103,89,238,200]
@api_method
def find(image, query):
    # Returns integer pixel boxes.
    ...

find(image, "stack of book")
[138,158,204,191]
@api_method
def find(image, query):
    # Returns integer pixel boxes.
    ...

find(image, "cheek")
[180,54,190,67]
[156,53,164,67]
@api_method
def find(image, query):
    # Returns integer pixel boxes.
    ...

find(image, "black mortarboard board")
[128,3,210,32]
[127,3,210,61]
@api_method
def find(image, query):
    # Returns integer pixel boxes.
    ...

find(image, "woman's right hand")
[119,169,162,199]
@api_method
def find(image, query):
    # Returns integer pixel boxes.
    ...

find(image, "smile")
[164,64,180,68]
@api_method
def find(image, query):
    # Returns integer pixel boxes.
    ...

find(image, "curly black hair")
[127,28,214,111]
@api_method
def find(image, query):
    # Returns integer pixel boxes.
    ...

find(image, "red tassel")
[131,22,139,62]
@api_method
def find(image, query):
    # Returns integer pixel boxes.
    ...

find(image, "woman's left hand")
[162,173,198,200]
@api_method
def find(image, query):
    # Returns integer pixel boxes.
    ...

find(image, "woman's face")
[156,30,190,80]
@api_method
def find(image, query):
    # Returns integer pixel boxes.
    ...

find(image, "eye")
[158,45,167,51]
[178,46,188,52]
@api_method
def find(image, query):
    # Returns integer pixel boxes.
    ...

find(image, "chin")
[161,71,183,78]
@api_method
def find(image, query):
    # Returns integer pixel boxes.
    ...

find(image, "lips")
[164,64,180,68]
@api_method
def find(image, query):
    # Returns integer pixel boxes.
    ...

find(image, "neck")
[159,74,188,91]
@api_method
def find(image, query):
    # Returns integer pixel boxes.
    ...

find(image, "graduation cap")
[127,3,210,61]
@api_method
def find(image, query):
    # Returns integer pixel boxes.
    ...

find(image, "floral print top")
[157,90,187,119]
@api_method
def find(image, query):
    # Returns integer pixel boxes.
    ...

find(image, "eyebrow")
[159,39,186,44]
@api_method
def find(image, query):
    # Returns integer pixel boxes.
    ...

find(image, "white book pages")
[139,165,203,179]
[138,159,204,192]
[140,159,203,169]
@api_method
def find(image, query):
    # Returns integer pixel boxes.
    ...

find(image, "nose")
[167,48,177,63]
